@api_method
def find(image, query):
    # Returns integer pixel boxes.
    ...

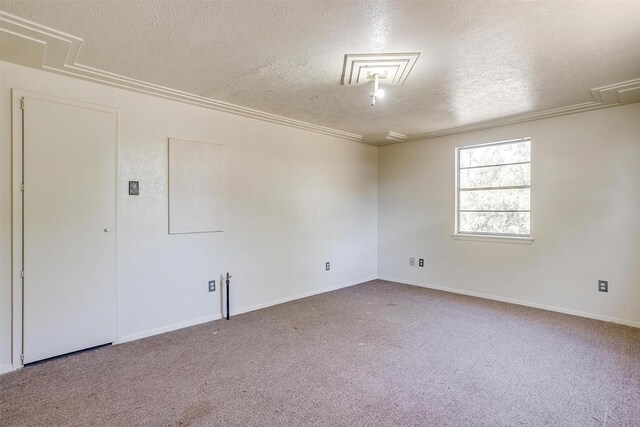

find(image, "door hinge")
[20,270,24,278]
[19,98,24,110]
[21,353,24,363]
[21,183,24,192]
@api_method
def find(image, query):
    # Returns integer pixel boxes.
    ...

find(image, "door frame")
[11,89,119,370]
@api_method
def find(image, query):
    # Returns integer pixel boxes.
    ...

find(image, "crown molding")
[405,78,640,142]
[1,12,638,147]
[0,12,362,142]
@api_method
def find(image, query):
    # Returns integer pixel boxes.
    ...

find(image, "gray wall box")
[128,181,139,195]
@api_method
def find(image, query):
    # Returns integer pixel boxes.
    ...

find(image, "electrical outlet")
[598,280,608,292]
[325,262,330,271]
[409,257,415,266]
[208,280,216,292]
[419,258,424,267]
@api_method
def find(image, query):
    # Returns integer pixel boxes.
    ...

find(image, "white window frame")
[452,137,534,244]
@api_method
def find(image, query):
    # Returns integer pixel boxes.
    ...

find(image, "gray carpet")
[1,280,639,426]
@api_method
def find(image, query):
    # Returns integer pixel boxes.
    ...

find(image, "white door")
[22,96,117,364]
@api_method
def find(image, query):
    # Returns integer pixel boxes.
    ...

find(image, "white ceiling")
[1,0,639,141]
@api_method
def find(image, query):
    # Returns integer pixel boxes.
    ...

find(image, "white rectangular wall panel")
[168,138,225,234]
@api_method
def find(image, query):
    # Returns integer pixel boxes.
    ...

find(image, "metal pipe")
[225,272,231,320]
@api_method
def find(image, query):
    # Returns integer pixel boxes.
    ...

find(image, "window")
[455,138,531,238]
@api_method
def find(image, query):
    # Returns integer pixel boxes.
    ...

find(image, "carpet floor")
[1,280,639,426]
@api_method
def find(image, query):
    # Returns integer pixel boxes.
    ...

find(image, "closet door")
[22,96,117,364]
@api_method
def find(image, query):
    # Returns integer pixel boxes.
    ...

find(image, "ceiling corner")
[362,131,409,146]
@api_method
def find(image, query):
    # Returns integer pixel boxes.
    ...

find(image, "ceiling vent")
[340,52,420,86]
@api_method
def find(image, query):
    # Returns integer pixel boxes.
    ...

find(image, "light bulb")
[374,88,385,99]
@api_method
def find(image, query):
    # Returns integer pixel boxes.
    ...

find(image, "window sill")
[451,234,534,245]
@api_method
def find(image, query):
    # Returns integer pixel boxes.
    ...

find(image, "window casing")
[455,138,531,238]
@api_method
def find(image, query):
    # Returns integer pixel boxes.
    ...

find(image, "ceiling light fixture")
[370,73,385,107]
[340,52,420,107]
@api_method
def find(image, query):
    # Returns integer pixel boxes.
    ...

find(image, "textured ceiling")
[1,0,639,138]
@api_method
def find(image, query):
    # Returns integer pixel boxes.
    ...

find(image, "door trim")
[11,89,119,370]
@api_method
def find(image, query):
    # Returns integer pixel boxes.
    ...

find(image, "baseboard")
[378,276,640,329]
[115,276,377,344]
[230,276,378,317]
[116,313,221,344]
[0,363,15,375]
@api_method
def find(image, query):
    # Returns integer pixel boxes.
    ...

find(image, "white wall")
[0,61,379,371]
[2,60,638,375]
[379,103,640,326]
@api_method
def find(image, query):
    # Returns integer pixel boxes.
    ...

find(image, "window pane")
[459,188,530,211]
[459,212,530,235]
[459,140,530,168]
[460,163,530,189]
